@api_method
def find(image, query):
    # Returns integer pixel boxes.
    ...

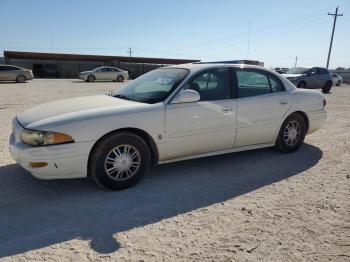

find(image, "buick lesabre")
[9,63,327,190]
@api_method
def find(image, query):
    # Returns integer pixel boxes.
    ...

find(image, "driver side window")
[186,68,230,101]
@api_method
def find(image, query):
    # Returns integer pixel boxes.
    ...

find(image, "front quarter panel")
[40,106,166,160]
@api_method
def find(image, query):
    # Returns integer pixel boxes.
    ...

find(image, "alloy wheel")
[283,120,301,145]
[104,144,141,181]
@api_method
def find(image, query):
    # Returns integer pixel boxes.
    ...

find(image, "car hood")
[282,74,306,78]
[17,95,151,129]
[79,71,92,74]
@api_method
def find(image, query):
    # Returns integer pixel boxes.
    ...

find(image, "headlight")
[20,129,74,146]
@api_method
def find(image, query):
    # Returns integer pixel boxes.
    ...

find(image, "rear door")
[233,69,291,147]
[0,66,6,80]
[317,68,331,87]
[307,67,320,88]
[0,66,19,81]
[109,67,118,80]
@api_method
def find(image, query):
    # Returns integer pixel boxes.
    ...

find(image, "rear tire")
[117,75,124,82]
[16,75,26,83]
[336,80,341,86]
[322,81,332,93]
[275,113,306,153]
[87,75,95,82]
[90,132,151,190]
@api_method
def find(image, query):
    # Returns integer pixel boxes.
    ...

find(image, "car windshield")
[286,67,309,74]
[111,68,189,104]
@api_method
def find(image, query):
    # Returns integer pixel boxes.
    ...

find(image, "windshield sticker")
[155,78,173,85]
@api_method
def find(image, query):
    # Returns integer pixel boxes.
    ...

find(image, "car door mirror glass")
[172,89,200,104]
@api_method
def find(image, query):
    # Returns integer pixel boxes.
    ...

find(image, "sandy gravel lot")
[0,79,349,261]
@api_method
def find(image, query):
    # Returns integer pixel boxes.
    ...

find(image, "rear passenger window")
[236,70,270,98]
[269,74,284,93]
[236,70,284,98]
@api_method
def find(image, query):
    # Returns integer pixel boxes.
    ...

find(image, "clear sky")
[1,0,349,68]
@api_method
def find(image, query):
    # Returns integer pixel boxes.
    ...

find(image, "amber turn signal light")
[29,162,48,168]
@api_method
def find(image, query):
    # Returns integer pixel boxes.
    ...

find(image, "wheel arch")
[88,74,95,80]
[282,111,309,133]
[87,127,159,176]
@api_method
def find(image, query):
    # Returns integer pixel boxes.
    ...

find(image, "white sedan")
[332,73,343,86]
[79,66,129,82]
[9,63,327,190]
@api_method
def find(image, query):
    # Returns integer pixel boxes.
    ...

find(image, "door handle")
[222,107,233,113]
[279,100,288,105]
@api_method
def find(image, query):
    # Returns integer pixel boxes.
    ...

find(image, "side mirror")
[172,89,200,104]
[310,71,316,76]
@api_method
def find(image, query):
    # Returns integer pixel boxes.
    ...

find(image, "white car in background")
[10,63,327,190]
[332,73,343,86]
[79,66,128,82]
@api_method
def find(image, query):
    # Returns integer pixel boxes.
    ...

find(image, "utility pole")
[247,21,251,59]
[294,56,298,67]
[50,32,54,53]
[326,6,343,68]
[127,47,132,60]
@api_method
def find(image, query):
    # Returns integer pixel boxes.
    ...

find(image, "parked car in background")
[273,67,288,74]
[282,67,333,93]
[78,66,129,82]
[0,65,34,83]
[10,63,327,190]
[332,73,343,86]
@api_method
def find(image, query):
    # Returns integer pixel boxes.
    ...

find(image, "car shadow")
[0,144,322,257]
[0,82,25,84]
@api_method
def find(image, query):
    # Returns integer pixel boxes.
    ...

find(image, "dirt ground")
[0,79,349,261]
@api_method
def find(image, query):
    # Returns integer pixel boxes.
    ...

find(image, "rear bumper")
[307,109,327,135]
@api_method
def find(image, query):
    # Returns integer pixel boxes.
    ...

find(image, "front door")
[165,68,236,160]
[234,68,291,147]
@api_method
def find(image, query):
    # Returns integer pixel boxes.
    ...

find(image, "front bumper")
[9,118,93,179]
[25,73,34,80]
[79,75,87,81]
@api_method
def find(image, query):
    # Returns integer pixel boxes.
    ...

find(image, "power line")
[326,6,343,68]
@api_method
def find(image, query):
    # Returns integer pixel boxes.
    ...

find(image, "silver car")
[79,66,129,82]
[0,65,34,83]
[282,67,333,93]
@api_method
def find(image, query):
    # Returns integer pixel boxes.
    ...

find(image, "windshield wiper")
[113,94,131,101]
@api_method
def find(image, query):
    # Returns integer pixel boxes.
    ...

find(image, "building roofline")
[4,50,200,64]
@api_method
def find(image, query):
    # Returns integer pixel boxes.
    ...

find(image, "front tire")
[90,132,151,190]
[117,75,124,82]
[16,75,26,83]
[275,113,307,153]
[87,75,95,82]
[322,81,332,93]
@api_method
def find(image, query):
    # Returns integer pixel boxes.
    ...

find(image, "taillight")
[323,98,326,107]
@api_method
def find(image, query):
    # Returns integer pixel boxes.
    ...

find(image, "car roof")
[166,62,275,74]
